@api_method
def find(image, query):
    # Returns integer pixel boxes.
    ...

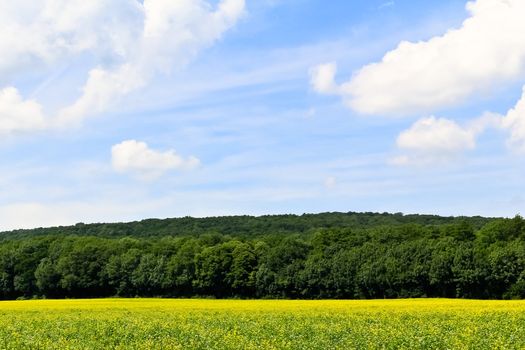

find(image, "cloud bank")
[310,0,525,165]
[0,0,246,132]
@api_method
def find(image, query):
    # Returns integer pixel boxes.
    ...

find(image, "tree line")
[0,212,524,300]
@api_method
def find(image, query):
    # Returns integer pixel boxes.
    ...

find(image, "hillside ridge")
[0,211,494,240]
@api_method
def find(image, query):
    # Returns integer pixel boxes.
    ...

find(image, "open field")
[0,299,524,349]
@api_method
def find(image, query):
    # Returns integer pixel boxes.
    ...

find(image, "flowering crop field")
[0,299,524,349]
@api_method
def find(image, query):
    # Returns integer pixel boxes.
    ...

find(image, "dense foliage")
[0,212,524,300]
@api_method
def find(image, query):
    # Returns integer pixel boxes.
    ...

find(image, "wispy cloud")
[378,1,395,10]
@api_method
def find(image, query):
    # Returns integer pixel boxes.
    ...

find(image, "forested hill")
[0,211,492,240]
[2,211,525,301]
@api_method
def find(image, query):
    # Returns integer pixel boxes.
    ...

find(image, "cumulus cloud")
[0,87,46,134]
[308,0,525,163]
[391,89,525,165]
[0,0,143,79]
[111,140,200,180]
[313,0,525,116]
[0,0,246,131]
[57,0,246,126]
[391,116,477,165]
[502,87,525,153]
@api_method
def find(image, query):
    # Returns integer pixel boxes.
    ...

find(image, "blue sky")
[0,0,524,230]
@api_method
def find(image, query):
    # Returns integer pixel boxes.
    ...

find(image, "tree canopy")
[1,211,524,300]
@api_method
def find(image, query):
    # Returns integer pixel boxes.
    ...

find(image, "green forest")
[1,212,524,300]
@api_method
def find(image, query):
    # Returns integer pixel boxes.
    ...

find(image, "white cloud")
[111,140,200,180]
[392,116,476,165]
[391,86,525,163]
[314,0,525,116]
[0,0,246,130]
[0,87,46,134]
[309,62,339,95]
[307,0,525,162]
[466,112,502,135]
[57,0,246,126]
[502,87,525,153]
[56,64,146,127]
[0,0,143,79]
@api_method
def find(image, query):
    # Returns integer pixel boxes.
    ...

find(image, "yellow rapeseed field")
[0,298,524,349]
